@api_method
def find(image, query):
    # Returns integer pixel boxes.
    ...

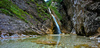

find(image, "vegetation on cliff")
[0,0,53,36]
[0,0,30,23]
[0,0,51,23]
[31,0,51,20]
[46,0,63,20]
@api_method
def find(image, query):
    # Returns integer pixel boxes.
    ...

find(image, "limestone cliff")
[0,0,100,37]
[0,0,54,37]
[63,0,100,36]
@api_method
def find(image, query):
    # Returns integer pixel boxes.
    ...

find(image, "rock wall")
[0,0,100,37]
[63,0,100,36]
[0,0,54,38]
[48,0,73,33]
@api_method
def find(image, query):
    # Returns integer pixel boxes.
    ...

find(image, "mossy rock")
[31,40,60,45]
[0,9,13,16]
[0,0,35,23]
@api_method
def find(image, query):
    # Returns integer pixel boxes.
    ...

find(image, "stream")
[0,34,99,48]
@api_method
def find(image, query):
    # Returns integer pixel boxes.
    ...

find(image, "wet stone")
[74,44,91,48]
[31,40,60,45]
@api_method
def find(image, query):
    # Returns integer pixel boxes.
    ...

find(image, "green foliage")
[50,6,62,20]
[45,0,62,20]
[43,18,47,20]
[46,0,62,6]
[31,0,50,20]
[51,0,62,3]
[31,0,35,2]
[46,0,52,7]
[26,2,30,5]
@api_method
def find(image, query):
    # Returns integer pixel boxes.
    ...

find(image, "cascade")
[48,8,61,34]
[44,0,61,34]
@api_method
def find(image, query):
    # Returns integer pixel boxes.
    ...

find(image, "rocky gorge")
[0,0,100,38]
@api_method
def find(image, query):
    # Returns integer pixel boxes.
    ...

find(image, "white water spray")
[44,0,49,2]
[48,8,61,34]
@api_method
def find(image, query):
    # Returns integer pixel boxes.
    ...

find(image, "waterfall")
[44,0,49,2]
[48,8,61,34]
[44,0,61,34]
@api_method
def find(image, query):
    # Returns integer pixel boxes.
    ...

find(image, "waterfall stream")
[44,0,61,34]
[48,8,61,34]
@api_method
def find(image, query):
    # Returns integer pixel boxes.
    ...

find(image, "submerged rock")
[74,44,91,48]
[31,40,60,45]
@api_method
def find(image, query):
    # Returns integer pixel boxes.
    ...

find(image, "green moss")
[51,0,62,3]
[46,0,52,7]
[0,0,32,23]
[0,9,13,16]
[46,0,62,7]
[31,0,35,2]
[43,18,47,20]
[25,12,34,19]
[26,2,30,5]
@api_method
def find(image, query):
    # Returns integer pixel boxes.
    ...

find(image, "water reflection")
[0,34,99,48]
[55,35,61,48]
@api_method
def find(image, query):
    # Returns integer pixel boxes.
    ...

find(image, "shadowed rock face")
[51,1,73,33]
[63,0,100,36]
